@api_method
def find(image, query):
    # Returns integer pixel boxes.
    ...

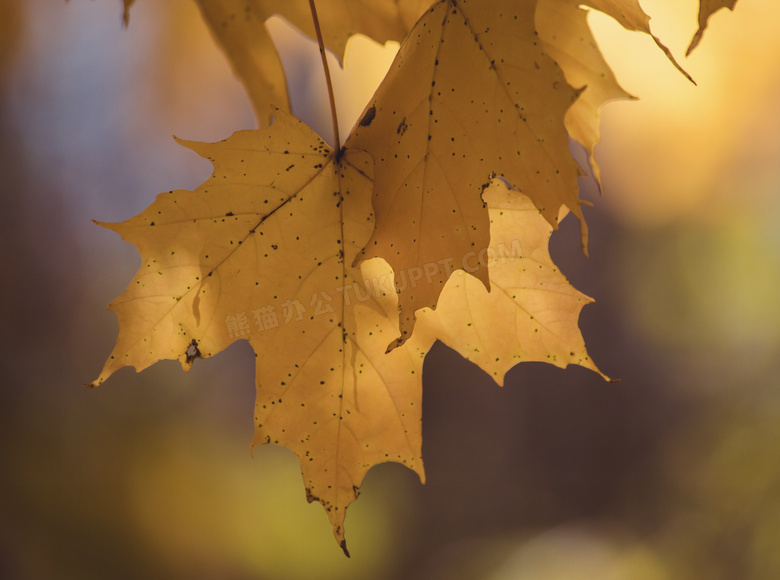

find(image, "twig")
[308,0,341,153]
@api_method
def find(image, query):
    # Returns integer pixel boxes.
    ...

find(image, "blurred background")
[1,0,779,578]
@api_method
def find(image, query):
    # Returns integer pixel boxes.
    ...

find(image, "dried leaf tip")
[340,539,350,558]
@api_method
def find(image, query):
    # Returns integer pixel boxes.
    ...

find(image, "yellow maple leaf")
[416,180,610,384]
[687,0,738,55]
[347,0,586,348]
[90,109,427,553]
[90,106,607,551]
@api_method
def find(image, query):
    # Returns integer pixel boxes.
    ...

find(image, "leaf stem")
[308,0,341,153]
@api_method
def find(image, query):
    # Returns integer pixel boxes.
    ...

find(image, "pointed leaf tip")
[340,540,350,558]
[122,0,134,27]
[686,0,738,56]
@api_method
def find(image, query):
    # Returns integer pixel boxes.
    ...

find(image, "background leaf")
[536,0,636,186]
[190,0,431,126]
[415,180,608,385]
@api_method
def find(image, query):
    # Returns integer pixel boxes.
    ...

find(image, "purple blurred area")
[1,1,780,579]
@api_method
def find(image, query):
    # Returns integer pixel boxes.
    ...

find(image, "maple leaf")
[90,105,606,551]
[347,0,586,348]
[90,109,429,554]
[687,0,738,55]
[188,0,431,126]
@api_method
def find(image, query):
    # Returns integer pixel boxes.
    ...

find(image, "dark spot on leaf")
[359,106,376,127]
